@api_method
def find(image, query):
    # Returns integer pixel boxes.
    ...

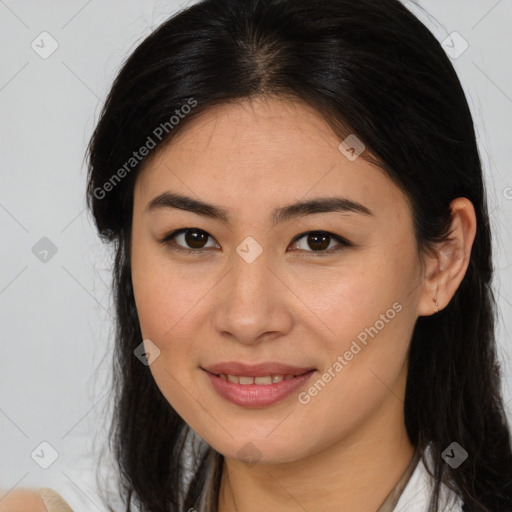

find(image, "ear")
[417,197,477,317]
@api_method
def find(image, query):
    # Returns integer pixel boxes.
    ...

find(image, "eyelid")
[159,228,220,254]
[158,228,351,255]
[289,230,351,251]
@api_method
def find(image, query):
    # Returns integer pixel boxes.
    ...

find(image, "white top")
[44,445,465,512]
[393,445,464,512]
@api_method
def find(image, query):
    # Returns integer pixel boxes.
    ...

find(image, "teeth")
[218,374,296,384]
[254,376,272,385]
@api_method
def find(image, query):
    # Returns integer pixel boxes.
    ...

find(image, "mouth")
[202,361,315,378]
[212,373,303,384]
[201,362,316,408]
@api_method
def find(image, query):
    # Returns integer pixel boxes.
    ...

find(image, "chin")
[210,435,307,466]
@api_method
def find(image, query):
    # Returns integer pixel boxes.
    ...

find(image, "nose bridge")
[228,243,273,316]
[229,233,273,297]
[232,247,270,302]
[212,240,292,343]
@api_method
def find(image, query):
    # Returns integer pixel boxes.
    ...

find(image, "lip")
[202,361,315,377]
[201,363,316,408]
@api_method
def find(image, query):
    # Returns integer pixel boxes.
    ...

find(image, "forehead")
[155,97,351,169]
[134,96,410,223]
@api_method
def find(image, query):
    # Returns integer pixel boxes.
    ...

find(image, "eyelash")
[158,228,351,256]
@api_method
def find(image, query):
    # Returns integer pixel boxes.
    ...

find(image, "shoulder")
[0,488,48,512]
[38,488,74,512]
[0,488,74,512]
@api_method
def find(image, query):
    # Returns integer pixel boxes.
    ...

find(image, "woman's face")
[131,97,428,464]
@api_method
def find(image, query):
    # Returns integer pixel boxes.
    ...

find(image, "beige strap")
[38,489,74,512]
[376,446,422,512]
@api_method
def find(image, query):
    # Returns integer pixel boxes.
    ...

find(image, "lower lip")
[203,369,316,408]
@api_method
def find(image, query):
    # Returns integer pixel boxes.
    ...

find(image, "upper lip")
[202,361,315,377]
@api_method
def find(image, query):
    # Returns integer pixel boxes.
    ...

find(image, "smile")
[201,363,316,408]
[217,374,296,384]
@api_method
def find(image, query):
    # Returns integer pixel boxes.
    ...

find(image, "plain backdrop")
[1,1,512,511]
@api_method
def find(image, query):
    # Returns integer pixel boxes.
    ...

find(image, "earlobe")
[417,197,477,317]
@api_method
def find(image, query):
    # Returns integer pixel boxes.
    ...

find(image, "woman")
[86,0,512,510]
[8,0,510,511]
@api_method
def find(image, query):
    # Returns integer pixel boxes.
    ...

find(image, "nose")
[212,247,294,345]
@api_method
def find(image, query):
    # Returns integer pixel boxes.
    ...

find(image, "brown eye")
[160,228,219,252]
[290,231,350,253]
[306,232,330,251]
[183,229,209,249]
[160,228,350,256]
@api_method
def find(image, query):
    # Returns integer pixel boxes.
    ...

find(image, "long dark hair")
[85,1,512,511]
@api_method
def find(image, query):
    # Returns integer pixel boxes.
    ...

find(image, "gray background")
[1,1,511,511]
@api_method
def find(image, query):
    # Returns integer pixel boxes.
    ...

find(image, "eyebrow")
[145,191,374,225]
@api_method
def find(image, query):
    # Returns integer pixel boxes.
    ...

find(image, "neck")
[216,369,415,512]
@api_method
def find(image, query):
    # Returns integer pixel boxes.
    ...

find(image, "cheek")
[130,248,215,419]
[303,263,403,336]
[309,246,418,371]
[131,241,201,341]
[132,259,168,339]
[297,275,414,448]
[133,279,205,367]
[131,253,207,426]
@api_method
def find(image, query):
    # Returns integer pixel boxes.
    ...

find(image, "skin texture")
[0,489,47,512]
[130,96,476,512]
